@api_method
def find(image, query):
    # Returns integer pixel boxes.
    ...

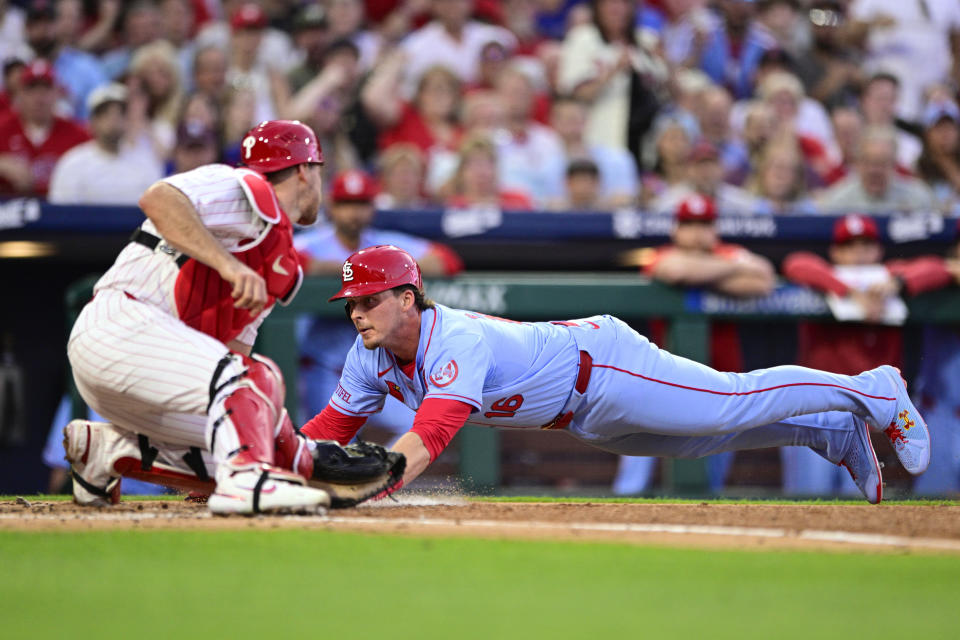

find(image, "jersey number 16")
[484,394,524,418]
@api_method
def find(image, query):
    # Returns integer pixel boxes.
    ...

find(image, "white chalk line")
[2,511,959,552]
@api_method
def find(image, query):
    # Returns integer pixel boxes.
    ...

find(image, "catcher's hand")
[307,440,405,508]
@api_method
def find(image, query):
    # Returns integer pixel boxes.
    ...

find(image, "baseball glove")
[307,440,405,508]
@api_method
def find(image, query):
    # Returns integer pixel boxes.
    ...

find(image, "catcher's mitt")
[307,440,405,508]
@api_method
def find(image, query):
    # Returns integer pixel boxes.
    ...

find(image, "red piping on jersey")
[426,391,481,406]
[329,398,380,415]
[418,308,439,374]
[378,364,394,378]
[591,363,896,401]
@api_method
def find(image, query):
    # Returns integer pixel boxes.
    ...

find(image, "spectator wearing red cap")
[0,59,89,196]
[781,213,953,496]
[614,193,776,495]
[293,168,464,432]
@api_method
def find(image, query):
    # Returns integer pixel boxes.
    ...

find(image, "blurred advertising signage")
[441,205,504,237]
[0,199,41,230]
[428,281,508,314]
[612,211,778,239]
[885,211,945,243]
[692,285,829,316]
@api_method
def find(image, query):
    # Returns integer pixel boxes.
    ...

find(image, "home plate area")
[1,497,958,553]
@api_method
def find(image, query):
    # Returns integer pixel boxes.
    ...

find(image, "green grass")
[1,529,958,639]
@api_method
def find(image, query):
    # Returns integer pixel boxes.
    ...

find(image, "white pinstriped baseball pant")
[67,289,244,452]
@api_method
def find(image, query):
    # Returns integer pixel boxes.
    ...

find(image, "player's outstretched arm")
[394,398,474,488]
[391,432,432,487]
[139,182,268,313]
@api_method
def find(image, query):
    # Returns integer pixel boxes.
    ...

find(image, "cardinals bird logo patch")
[386,381,404,402]
[429,360,459,387]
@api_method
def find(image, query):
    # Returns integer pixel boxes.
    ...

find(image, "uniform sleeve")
[782,251,850,296]
[886,256,953,296]
[301,404,367,445]
[426,242,464,276]
[327,340,387,417]
[410,398,473,461]
[422,334,493,410]
[162,164,259,236]
[233,308,269,346]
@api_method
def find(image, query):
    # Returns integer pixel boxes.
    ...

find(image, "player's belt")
[541,350,592,430]
[130,228,189,268]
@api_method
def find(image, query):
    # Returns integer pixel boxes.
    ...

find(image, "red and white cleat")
[208,463,330,515]
[62,419,129,507]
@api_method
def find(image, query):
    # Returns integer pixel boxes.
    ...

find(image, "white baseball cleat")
[839,416,883,504]
[62,419,131,506]
[875,365,930,475]
[208,463,331,516]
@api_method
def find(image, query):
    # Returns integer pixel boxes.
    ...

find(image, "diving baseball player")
[65,120,401,515]
[302,245,932,503]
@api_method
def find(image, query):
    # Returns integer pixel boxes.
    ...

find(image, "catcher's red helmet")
[329,245,423,301]
[240,120,323,173]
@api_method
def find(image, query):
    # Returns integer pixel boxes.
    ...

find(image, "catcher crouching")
[64,120,403,514]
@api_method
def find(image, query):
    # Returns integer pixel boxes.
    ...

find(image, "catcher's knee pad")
[207,353,285,466]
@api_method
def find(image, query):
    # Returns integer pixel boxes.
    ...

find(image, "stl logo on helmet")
[342,260,354,282]
[429,359,459,387]
[242,135,256,159]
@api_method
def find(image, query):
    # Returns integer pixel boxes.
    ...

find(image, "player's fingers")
[234,275,255,308]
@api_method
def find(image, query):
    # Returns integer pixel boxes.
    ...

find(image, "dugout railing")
[65,273,960,495]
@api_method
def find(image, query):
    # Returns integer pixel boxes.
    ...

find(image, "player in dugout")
[301,244,933,504]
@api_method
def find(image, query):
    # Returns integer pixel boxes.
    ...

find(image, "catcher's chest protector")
[174,169,304,344]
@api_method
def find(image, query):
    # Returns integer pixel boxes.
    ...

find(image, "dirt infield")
[2,497,959,553]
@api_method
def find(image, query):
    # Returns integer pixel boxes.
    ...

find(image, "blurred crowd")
[0,0,958,214]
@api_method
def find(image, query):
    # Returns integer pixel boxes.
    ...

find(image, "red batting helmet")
[329,245,423,301]
[240,120,323,173]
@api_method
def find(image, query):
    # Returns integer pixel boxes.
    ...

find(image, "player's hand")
[866,278,900,298]
[220,260,267,316]
[850,289,885,323]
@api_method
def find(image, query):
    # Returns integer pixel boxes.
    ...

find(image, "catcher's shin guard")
[63,420,216,506]
[274,409,313,479]
[207,353,287,467]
